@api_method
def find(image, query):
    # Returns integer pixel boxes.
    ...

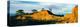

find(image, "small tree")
[32,9,37,13]
[16,10,24,15]
[41,8,45,11]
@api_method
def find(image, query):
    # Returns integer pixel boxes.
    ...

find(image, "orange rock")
[32,10,54,20]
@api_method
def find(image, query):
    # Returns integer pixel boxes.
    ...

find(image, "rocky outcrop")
[32,10,63,21]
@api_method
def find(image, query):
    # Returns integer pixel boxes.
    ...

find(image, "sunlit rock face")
[32,10,64,21]
[72,5,78,18]
[32,10,54,21]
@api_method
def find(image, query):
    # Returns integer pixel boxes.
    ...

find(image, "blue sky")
[9,1,76,15]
